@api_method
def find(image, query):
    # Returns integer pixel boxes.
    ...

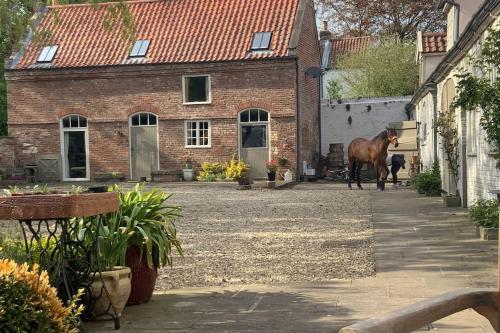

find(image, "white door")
[60,115,90,181]
[129,113,159,180]
[239,109,270,179]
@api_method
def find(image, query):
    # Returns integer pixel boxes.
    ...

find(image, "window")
[185,121,210,147]
[130,113,158,126]
[62,115,87,128]
[251,32,272,50]
[130,40,150,57]
[37,45,59,63]
[239,109,268,123]
[468,109,478,155]
[183,75,211,104]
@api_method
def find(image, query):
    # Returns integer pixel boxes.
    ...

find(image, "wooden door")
[130,113,159,180]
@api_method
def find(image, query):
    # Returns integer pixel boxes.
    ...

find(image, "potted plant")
[225,155,250,186]
[110,184,183,305]
[75,214,132,318]
[266,160,279,181]
[469,199,499,240]
[182,158,193,181]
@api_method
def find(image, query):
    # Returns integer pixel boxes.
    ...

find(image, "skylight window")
[251,32,272,50]
[130,40,150,57]
[37,45,58,63]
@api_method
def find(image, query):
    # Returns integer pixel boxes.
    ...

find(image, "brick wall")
[6,59,299,179]
[295,0,321,174]
[0,137,19,175]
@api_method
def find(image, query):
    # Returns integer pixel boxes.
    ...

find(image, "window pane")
[149,113,157,125]
[250,109,259,122]
[138,40,150,56]
[259,111,268,122]
[140,113,148,126]
[79,117,87,128]
[240,111,249,122]
[130,41,142,57]
[37,46,50,62]
[251,33,263,50]
[260,32,271,49]
[70,115,79,128]
[132,115,139,126]
[186,76,208,102]
[62,117,70,128]
[242,125,267,148]
[45,45,58,62]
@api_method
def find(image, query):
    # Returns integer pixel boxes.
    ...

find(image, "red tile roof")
[329,36,371,69]
[421,32,447,54]
[14,0,299,69]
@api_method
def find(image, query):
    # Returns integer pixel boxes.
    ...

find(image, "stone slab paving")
[87,184,498,332]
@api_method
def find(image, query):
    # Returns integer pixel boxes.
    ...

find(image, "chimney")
[319,21,332,41]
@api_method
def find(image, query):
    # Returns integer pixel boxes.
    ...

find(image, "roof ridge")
[421,31,446,36]
[332,36,371,41]
[48,0,162,9]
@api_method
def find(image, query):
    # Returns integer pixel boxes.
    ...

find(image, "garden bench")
[151,170,183,182]
[340,191,500,333]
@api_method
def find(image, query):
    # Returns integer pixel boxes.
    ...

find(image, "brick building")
[4,0,320,181]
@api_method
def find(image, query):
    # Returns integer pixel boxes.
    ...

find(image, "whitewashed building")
[410,0,500,207]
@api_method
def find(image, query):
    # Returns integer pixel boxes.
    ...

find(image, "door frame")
[59,115,90,181]
[128,112,160,180]
[237,109,272,172]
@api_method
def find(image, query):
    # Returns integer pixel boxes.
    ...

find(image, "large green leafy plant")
[412,161,442,196]
[111,184,183,268]
[469,199,499,228]
[453,28,500,168]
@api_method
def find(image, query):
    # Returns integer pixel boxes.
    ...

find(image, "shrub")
[0,259,83,332]
[469,199,499,228]
[225,155,249,180]
[0,236,57,265]
[198,162,226,181]
[412,162,442,196]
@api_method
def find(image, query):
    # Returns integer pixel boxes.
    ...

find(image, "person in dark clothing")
[386,154,406,189]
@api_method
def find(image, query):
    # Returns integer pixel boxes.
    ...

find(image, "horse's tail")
[349,159,356,180]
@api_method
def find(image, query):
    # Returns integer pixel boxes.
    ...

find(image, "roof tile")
[15,0,298,69]
[421,32,447,54]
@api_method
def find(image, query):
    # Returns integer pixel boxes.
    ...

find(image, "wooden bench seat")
[151,170,183,182]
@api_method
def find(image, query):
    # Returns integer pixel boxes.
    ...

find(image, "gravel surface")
[157,182,374,290]
[0,182,375,290]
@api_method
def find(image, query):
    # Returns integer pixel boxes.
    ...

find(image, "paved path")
[87,186,498,332]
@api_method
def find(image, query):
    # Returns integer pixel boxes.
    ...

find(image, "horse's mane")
[373,130,388,140]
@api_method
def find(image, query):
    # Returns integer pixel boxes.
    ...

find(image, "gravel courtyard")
[157,182,374,290]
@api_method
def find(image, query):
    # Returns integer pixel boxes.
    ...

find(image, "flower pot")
[267,172,276,181]
[90,266,131,318]
[182,168,193,181]
[478,226,499,240]
[443,195,461,207]
[237,176,250,186]
[125,246,158,305]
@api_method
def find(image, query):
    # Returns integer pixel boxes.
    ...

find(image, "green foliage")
[110,183,183,268]
[225,155,249,180]
[0,236,57,265]
[0,260,82,333]
[452,28,500,168]
[337,40,418,97]
[469,199,499,228]
[197,162,226,181]
[278,156,289,167]
[436,108,460,190]
[326,79,341,100]
[412,161,442,196]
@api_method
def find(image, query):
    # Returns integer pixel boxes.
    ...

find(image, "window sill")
[467,153,477,157]
[185,145,211,149]
[183,101,212,106]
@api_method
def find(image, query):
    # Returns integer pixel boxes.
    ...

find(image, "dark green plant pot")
[443,195,461,207]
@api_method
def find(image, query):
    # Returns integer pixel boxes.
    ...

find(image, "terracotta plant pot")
[90,266,131,318]
[125,246,158,305]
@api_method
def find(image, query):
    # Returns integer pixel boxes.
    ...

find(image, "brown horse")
[347,128,399,190]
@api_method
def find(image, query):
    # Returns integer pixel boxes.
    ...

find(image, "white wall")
[321,96,411,160]
[415,92,435,170]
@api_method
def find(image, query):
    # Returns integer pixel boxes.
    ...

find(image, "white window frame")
[467,108,479,156]
[184,120,211,148]
[37,45,59,63]
[182,75,212,105]
[59,114,90,181]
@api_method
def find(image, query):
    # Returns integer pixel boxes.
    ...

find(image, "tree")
[326,79,341,100]
[316,0,445,41]
[336,40,418,97]
[315,0,376,37]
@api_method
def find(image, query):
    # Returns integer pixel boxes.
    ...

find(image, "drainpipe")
[295,58,301,180]
[431,88,438,163]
